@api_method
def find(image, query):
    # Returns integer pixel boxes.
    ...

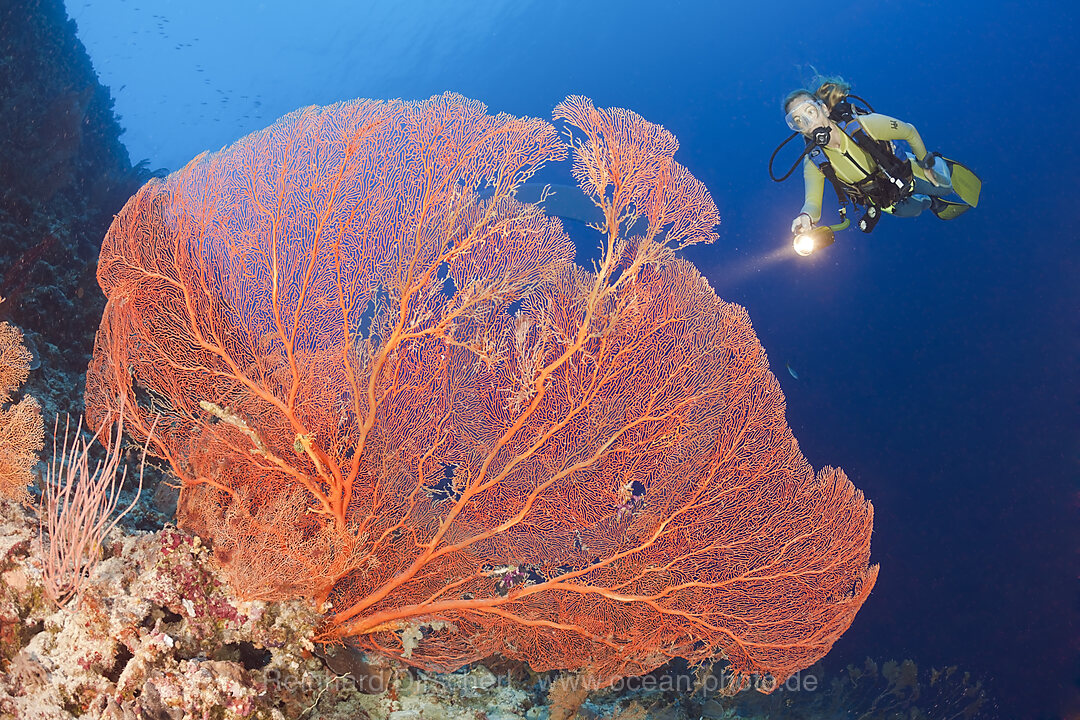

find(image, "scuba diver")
[770,76,981,255]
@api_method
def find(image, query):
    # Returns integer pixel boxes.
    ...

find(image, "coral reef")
[2,504,554,720]
[0,498,1007,720]
[8,492,686,720]
[2,504,317,718]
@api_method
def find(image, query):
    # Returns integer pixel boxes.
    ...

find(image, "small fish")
[785,361,799,380]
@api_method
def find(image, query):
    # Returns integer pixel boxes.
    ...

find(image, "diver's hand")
[791,213,813,235]
[919,153,942,186]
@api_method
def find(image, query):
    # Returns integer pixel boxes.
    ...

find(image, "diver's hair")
[782,73,853,114]
[811,75,852,110]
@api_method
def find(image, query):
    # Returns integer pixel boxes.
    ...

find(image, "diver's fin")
[931,198,973,220]
[940,157,981,207]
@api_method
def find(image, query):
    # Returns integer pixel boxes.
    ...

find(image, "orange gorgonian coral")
[0,300,44,502]
[86,94,877,690]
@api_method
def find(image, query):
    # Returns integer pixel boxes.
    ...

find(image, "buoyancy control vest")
[770,95,917,233]
[809,101,914,213]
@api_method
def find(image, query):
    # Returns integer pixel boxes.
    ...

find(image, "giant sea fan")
[85,92,877,690]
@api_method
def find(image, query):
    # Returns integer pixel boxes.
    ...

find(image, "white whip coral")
[38,413,150,608]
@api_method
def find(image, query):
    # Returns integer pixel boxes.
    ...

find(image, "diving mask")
[785,100,828,133]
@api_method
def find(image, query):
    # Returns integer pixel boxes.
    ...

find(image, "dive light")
[792,214,850,257]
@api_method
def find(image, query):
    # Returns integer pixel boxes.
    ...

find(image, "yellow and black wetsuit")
[799,113,936,222]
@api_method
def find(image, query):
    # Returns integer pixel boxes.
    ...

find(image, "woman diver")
[773,76,979,249]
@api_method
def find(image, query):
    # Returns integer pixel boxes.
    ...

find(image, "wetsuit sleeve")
[859,113,929,161]
[800,157,826,223]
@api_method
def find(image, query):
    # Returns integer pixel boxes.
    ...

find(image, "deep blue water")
[68,0,1078,716]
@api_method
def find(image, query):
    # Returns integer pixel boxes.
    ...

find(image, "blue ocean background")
[64,0,1077,717]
